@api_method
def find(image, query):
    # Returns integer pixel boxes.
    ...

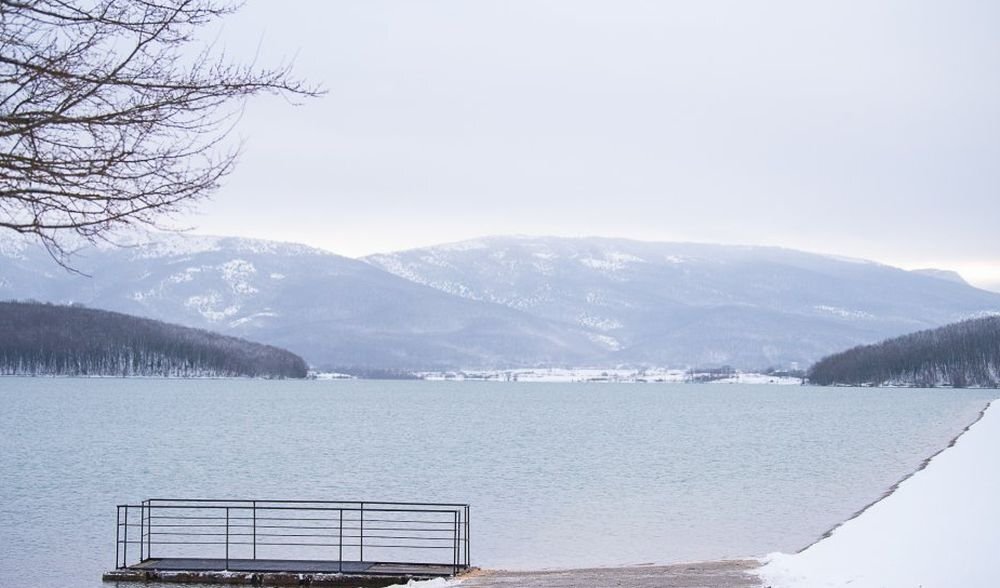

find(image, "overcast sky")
[181,1,1000,290]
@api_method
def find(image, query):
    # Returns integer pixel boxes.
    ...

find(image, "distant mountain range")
[2,232,999,370]
[808,316,1000,387]
[0,301,307,378]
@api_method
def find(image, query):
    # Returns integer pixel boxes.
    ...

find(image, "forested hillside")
[0,301,307,378]
[808,316,1000,387]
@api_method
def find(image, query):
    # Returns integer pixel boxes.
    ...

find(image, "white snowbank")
[759,399,1000,588]
[382,578,459,588]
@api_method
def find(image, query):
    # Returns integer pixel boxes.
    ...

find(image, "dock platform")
[104,498,470,585]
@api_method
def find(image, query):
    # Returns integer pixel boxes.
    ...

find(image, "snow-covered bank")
[760,399,1000,588]
[418,368,803,384]
[383,579,458,588]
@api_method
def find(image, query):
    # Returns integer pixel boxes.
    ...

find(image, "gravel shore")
[459,560,762,588]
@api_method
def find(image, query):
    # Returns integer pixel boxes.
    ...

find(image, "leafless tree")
[0,0,321,264]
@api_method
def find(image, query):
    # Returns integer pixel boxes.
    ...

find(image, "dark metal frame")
[115,499,470,575]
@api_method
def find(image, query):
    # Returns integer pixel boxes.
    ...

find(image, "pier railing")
[114,498,470,574]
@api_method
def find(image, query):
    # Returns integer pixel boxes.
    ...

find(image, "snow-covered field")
[760,399,1000,588]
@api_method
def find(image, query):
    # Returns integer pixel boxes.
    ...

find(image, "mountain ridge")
[0,232,606,369]
[365,235,1000,367]
[3,231,999,369]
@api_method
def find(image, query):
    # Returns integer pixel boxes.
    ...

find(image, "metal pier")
[105,498,470,585]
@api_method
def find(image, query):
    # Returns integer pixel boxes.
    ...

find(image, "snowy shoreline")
[416,368,804,384]
[793,398,994,554]
[400,398,1000,588]
[759,397,1000,587]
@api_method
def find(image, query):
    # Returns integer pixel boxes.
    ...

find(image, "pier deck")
[105,498,470,585]
[128,557,456,575]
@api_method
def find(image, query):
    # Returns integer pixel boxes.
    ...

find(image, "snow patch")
[184,293,240,321]
[708,373,802,385]
[823,253,878,265]
[229,311,278,328]
[220,259,258,295]
[484,286,551,310]
[965,309,1000,319]
[814,305,875,320]
[429,281,480,300]
[367,255,430,286]
[419,254,453,268]
[531,256,556,274]
[585,291,608,306]
[586,332,622,350]
[578,313,623,331]
[126,233,223,258]
[418,367,795,384]
[579,252,644,271]
[104,229,332,259]
[168,267,201,284]
[382,578,458,588]
[225,238,329,256]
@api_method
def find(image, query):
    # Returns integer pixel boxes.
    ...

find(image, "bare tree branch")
[0,0,323,267]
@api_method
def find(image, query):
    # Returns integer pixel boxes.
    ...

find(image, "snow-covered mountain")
[365,236,1000,367]
[0,232,604,369]
[3,232,999,369]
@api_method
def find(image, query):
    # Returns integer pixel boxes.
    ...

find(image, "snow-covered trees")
[0,301,308,377]
[808,317,1000,387]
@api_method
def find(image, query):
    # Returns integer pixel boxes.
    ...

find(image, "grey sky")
[181,1,1000,290]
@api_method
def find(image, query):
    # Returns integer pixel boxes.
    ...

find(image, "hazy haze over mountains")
[2,232,999,370]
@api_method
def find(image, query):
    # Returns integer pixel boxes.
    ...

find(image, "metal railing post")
[453,510,459,575]
[139,502,144,562]
[147,500,152,560]
[123,505,129,568]
[465,505,470,568]
[338,509,343,573]
[115,506,121,569]
[225,507,230,570]
[252,501,257,560]
[359,502,364,563]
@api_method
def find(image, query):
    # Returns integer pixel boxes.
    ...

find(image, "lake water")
[0,379,995,588]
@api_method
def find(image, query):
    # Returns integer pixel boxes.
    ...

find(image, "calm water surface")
[0,379,995,588]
